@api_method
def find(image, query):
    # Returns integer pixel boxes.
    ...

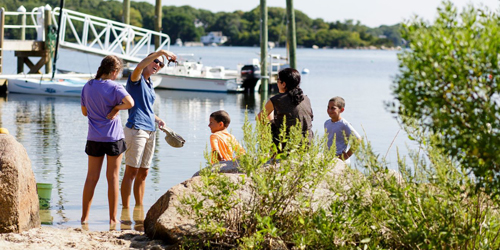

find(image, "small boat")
[7,77,87,97]
[155,54,243,93]
[4,74,162,97]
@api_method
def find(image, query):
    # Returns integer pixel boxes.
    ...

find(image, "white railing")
[3,9,42,32]
[51,8,170,63]
[3,7,170,63]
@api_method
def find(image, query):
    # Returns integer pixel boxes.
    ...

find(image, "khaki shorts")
[124,126,156,169]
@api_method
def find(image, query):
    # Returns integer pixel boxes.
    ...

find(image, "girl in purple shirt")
[81,55,134,225]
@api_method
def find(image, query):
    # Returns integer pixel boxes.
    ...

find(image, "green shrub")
[391,0,500,196]
[177,112,500,249]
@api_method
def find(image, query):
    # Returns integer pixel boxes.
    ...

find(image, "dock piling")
[286,0,297,69]
[0,8,5,74]
[260,0,269,94]
[44,6,52,74]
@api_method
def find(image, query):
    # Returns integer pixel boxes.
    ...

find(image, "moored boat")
[155,54,244,93]
[4,74,162,97]
[7,77,87,97]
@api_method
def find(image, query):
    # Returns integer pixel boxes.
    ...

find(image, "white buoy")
[302,68,310,74]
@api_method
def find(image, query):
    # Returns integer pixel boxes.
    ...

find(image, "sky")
[140,0,500,27]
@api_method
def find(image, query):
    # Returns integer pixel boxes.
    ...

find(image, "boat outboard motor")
[241,64,261,92]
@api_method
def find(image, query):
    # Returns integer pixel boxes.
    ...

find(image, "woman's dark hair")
[278,68,304,105]
[95,55,123,79]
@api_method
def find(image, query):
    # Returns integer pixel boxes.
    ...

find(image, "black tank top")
[270,93,314,141]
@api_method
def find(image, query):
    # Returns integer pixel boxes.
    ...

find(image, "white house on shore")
[201,31,228,45]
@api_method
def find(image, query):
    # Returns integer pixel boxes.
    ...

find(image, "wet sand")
[0,226,172,250]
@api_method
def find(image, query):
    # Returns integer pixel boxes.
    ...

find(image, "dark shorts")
[85,139,126,157]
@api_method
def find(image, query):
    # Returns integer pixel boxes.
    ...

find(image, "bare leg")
[121,165,138,208]
[106,153,122,224]
[133,168,149,206]
[81,155,104,223]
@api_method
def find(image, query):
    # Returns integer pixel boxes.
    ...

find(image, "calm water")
[0,46,414,231]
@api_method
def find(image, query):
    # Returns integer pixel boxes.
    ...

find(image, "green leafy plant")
[177,110,500,249]
[391,0,500,196]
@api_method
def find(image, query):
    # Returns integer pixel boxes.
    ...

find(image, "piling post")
[17,6,26,40]
[260,0,268,94]
[154,0,162,50]
[123,0,130,67]
[44,6,52,74]
[0,8,4,74]
[286,0,297,69]
[123,0,130,25]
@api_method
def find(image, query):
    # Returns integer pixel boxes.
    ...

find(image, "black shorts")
[85,139,126,157]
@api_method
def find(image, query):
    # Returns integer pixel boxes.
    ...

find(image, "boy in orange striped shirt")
[208,110,245,164]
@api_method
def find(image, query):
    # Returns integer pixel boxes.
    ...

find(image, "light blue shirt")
[324,118,361,155]
[125,75,156,131]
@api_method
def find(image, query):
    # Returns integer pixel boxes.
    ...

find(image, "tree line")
[2,0,402,48]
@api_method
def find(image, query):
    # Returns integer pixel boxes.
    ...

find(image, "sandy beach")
[0,226,171,250]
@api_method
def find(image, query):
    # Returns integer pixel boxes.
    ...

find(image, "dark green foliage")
[3,0,400,48]
[391,1,500,197]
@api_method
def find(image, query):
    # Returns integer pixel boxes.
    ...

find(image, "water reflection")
[0,93,6,126]
[155,89,262,115]
[40,210,54,225]
[1,91,264,231]
[6,93,81,227]
[119,205,145,231]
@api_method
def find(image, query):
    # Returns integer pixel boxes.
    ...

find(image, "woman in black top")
[257,68,313,147]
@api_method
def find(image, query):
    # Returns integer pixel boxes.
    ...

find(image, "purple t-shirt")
[81,79,130,142]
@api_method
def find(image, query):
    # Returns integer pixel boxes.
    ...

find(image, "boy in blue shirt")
[324,96,361,161]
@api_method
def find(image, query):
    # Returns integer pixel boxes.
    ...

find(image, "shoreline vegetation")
[2,0,401,49]
[1,1,499,249]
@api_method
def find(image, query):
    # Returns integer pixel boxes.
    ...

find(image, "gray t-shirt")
[324,118,361,155]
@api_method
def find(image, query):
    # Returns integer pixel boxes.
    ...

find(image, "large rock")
[192,160,242,177]
[0,134,40,233]
[144,174,251,243]
[145,160,347,244]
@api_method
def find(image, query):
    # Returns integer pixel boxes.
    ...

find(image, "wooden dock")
[0,8,53,76]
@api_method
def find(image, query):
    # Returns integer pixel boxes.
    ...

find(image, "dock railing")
[1,5,170,69]
[51,7,170,63]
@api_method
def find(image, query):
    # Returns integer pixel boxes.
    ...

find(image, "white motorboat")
[156,54,245,93]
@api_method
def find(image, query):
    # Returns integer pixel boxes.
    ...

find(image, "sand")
[0,227,172,250]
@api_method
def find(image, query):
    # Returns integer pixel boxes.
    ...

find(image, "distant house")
[194,19,204,28]
[201,31,228,45]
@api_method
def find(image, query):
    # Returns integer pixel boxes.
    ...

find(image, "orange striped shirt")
[210,130,245,164]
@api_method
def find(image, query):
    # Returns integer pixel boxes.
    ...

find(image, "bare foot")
[110,218,118,225]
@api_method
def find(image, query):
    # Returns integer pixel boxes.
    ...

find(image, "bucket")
[36,183,52,209]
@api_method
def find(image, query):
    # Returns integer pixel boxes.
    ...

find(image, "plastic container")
[36,183,52,209]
